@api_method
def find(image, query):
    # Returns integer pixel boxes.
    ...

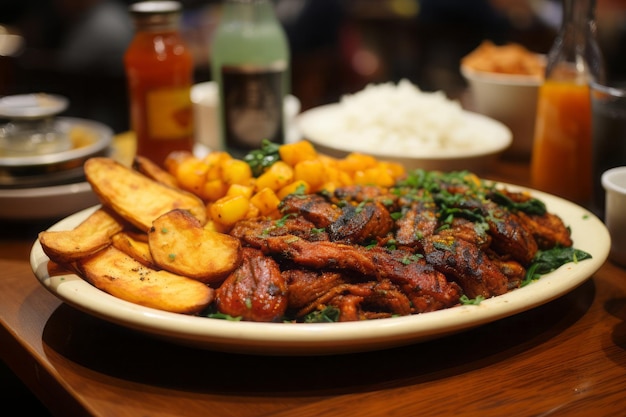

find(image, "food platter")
[296,104,512,173]
[31,184,609,356]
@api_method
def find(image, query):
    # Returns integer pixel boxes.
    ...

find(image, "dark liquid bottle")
[211,0,290,157]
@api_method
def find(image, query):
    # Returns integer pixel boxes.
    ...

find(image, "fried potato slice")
[132,155,180,188]
[149,209,242,285]
[111,231,154,267]
[38,207,124,264]
[77,246,214,314]
[84,157,206,232]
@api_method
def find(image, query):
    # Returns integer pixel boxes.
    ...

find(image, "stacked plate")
[0,94,113,220]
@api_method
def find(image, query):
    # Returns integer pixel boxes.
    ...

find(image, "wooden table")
[2,159,626,417]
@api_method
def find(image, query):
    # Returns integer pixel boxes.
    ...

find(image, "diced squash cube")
[222,158,252,186]
[203,151,231,181]
[278,180,310,200]
[201,178,229,202]
[379,161,405,179]
[255,161,294,192]
[279,140,318,166]
[226,183,254,199]
[250,187,281,216]
[294,159,324,189]
[175,157,208,195]
[209,195,250,226]
[337,153,378,174]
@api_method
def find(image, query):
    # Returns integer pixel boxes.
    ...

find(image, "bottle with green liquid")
[211,0,290,155]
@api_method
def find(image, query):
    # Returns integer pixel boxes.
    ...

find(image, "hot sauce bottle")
[124,1,194,167]
[530,0,604,205]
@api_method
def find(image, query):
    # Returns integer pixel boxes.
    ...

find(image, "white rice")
[334,79,478,154]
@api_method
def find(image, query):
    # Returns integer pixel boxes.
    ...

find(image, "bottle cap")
[129,1,181,14]
[129,1,182,29]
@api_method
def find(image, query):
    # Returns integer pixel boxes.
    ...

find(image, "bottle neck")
[545,0,604,82]
[221,0,279,24]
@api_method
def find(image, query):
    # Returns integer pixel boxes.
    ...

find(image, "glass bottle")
[530,0,605,205]
[124,1,194,167]
[210,0,290,156]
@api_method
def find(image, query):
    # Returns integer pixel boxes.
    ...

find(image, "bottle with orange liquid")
[124,1,194,167]
[530,0,604,205]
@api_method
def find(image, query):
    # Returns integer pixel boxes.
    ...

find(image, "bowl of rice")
[295,79,512,174]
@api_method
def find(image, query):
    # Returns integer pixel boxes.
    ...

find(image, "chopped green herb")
[523,246,592,286]
[460,294,485,305]
[243,139,281,177]
[303,306,340,323]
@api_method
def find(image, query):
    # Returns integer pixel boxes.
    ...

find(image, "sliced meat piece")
[395,199,438,247]
[457,198,538,265]
[334,184,397,207]
[279,193,340,228]
[284,269,346,310]
[516,211,573,249]
[215,247,288,322]
[422,234,509,299]
[326,280,413,321]
[230,216,329,248]
[328,200,394,244]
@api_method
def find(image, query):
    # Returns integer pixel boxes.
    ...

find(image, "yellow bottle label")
[146,87,193,140]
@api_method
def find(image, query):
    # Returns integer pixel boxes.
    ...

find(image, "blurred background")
[1,0,625,134]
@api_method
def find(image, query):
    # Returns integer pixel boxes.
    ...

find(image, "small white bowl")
[602,166,626,267]
[296,103,512,174]
[191,81,300,151]
[461,64,542,160]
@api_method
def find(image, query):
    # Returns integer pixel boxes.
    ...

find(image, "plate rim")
[0,117,113,168]
[295,103,513,160]
[30,185,610,355]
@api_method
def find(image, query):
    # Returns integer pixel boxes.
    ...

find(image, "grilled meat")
[258,235,462,313]
[216,172,578,322]
[284,269,346,310]
[395,199,438,248]
[230,216,329,248]
[325,280,413,321]
[279,193,340,228]
[328,200,395,244]
[421,234,509,298]
[516,211,573,249]
[215,247,288,322]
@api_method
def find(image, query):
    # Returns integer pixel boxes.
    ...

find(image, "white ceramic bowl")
[461,64,542,160]
[295,103,512,174]
[191,81,301,151]
[602,166,626,267]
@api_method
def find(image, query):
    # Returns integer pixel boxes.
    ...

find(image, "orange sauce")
[124,29,194,167]
[531,81,592,204]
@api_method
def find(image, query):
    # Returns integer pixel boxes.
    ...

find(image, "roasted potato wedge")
[84,157,206,232]
[133,155,180,188]
[77,246,214,314]
[149,209,242,285]
[111,231,155,267]
[38,207,124,264]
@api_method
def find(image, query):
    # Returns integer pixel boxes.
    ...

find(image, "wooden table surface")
[1,159,626,417]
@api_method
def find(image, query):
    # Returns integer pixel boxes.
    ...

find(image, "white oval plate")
[295,104,512,173]
[31,187,609,355]
[0,181,99,220]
